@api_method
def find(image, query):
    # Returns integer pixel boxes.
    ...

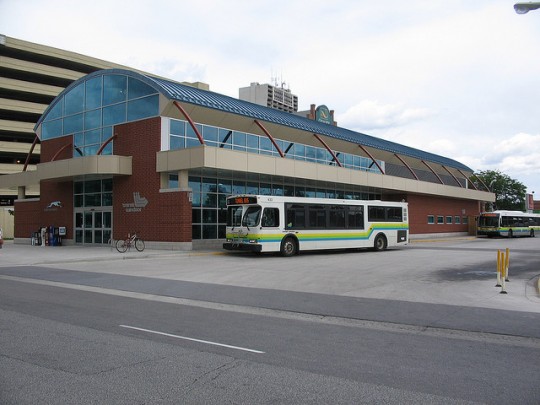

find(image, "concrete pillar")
[17,186,26,199]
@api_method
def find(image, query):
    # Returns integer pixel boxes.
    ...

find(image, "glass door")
[75,209,112,245]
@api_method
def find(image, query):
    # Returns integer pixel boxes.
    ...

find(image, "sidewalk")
[0,240,210,266]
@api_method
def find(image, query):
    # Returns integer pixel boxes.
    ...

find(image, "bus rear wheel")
[280,237,297,257]
[373,234,387,251]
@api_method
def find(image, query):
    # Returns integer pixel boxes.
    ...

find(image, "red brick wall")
[406,194,479,234]
[113,117,192,242]
[40,135,73,162]
[14,199,41,239]
[14,181,73,239]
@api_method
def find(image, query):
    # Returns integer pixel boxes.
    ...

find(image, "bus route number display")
[227,196,257,205]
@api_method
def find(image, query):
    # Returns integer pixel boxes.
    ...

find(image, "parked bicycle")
[116,232,145,253]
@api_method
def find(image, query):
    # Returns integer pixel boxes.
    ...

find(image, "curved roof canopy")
[36,69,472,172]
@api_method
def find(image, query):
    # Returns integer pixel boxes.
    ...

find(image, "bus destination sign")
[227,196,257,205]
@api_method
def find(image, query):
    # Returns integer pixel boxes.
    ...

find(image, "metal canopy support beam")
[393,153,418,180]
[173,101,205,145]
[97,135,117,155]
[421,160,444,184]
[441,165,463,187]
[51,142,72,161]
[458,169,479,191]
[313,134,342,167]
[23,134,40,172]
[254,119,285,158]
[358,144,385,174]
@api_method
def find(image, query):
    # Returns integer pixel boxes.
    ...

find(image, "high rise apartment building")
[239,82,298,113]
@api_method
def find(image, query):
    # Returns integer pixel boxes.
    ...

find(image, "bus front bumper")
[223,242,263,253]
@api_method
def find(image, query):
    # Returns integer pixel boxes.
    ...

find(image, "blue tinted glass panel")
[63,113,83,135]
[85,129,101,145]
[85,76,102,109]
[218,129,232,149]
[45,98,64,121]
[260,137,273,155]
[170,135,184,149]
[84,109,101,130]
[42,119,63,140]
[103,75,127,105]
[127,94,158,121]
[102,126,113,141]
[74,132,84,147]
[186,123,202,139]
[128,77,156,99]
[64,83,85,115]
[233,131,246,147]
[246,134,258,150]
[84,145,99,156]
[170,120,185,135]
[186,137,201,148]
[203,126,218,144]
[103,103,126,126]
[100,143,113,155]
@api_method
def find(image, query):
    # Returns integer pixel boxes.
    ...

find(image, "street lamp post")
[514,2,540,14]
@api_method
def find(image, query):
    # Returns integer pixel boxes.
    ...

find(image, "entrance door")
[75,209,112,245]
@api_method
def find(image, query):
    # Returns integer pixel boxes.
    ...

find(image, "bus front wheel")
[280,237,297,257]
[373,234,387,251]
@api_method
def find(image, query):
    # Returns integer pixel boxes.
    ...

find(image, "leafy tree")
[473,170,527,211]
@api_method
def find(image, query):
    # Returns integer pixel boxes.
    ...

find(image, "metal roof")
[37,69,473,172]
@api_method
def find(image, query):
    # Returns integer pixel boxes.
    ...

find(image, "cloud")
[337,100,433,131]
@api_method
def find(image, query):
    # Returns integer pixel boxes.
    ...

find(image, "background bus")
[477,210,540,238]
[223,195,408,256]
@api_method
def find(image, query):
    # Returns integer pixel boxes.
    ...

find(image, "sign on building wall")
[315,105,332,125]
[123,192,148,213]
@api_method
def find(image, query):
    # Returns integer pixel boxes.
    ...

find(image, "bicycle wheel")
[134,238,145,252]
[116,239,128,253]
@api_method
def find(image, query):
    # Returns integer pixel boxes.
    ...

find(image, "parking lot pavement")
[1,237,539,314]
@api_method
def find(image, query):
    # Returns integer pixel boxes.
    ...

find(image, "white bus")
[223,195,409,256]
[477,210,540,238]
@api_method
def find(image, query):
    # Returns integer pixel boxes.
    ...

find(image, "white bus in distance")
[477,210,540,238]
[223,195,409,256]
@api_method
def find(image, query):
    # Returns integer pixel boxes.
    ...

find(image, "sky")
[2,0,539,197]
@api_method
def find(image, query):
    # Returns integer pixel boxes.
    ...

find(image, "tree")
[473,170,527,211]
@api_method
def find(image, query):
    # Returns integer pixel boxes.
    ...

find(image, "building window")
[437,216,444,224]
[167,118,385,174]
[427,215,434,224]
[463,216,468,224]
[455,216,461,224]
[446,216,453,224]
[40,73,159,158]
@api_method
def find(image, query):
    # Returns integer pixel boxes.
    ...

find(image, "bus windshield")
[242,206,261,227]
[478,215,499,227]
[227,206,243,227]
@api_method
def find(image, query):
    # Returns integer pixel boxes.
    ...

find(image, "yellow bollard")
[500,250,508,294]
[495,250,502,287]
[505,248,510,282]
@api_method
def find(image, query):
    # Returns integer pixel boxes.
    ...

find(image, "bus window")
[387,207,403,222]
[329,205,346,228]
[347,206,364,229]
[286,204,306,228]
[308,205,326,228]
[242,206,261,227]
[368,206,386,222]
[262,208,279,227]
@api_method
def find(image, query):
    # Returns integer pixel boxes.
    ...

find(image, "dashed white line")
[119,324,265,354]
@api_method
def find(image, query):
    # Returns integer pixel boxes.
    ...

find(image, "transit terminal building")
[0,37,495,249]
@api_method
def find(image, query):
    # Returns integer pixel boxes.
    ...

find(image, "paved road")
[0,237,539,403]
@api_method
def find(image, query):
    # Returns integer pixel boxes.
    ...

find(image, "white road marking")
[119,324,265,354]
